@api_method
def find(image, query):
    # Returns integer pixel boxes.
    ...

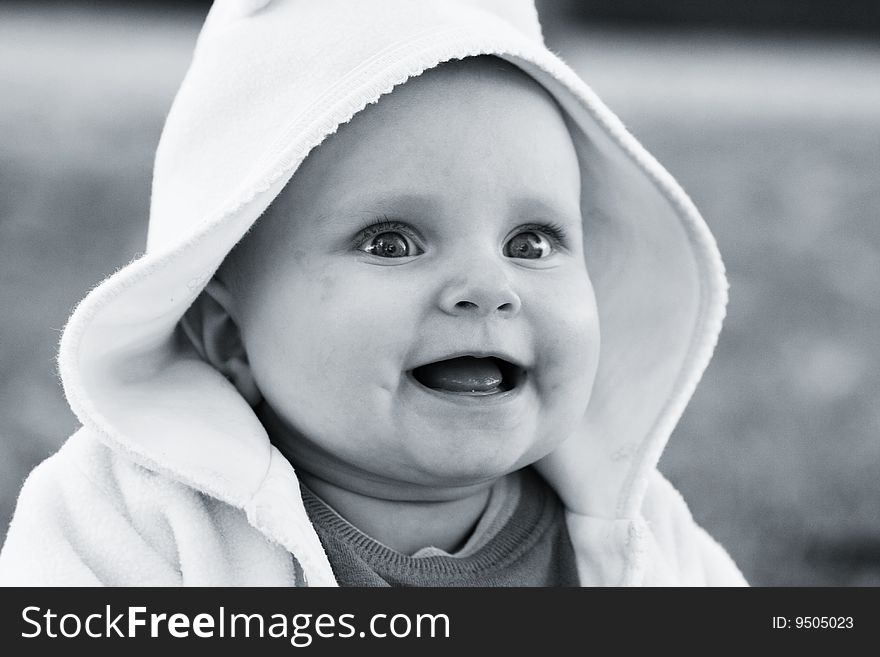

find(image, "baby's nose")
[438,274,522,318]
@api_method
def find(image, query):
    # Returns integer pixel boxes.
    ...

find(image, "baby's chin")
[392,432,560,490]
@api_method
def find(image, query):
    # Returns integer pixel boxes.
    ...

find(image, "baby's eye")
[357,227,424,258]
[503,230,553,259]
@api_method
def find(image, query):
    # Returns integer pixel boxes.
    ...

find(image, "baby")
[0,0,745,586]
[200,57,595,584]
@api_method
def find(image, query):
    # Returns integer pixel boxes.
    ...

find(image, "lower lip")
[404,371,527,406]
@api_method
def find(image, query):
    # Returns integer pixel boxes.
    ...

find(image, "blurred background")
[1,1,878,585]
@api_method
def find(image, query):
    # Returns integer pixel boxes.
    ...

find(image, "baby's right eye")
[355,220,424,258]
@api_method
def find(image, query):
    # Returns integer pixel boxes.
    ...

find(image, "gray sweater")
[300,468,580,587]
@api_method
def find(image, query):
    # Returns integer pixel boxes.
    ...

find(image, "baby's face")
[229,59,599,496]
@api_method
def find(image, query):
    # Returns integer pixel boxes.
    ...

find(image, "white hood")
[57,0,728,583]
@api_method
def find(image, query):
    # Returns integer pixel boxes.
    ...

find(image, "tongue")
[415,356,504,393]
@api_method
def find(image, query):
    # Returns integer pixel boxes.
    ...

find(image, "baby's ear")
[179,278,263,406]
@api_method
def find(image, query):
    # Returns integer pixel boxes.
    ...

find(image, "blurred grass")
[0,4,198,528]
[2,6,879,585]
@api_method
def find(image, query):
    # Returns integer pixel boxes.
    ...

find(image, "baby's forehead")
[355,55,565,136]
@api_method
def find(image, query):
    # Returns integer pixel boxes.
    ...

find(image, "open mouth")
[411,356,525,396]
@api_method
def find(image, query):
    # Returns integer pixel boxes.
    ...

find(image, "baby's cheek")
[302,272,411,368]
[536,294,599,392]
[316,274,337,303]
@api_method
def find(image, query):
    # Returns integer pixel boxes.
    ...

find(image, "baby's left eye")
[503,230,553,259]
